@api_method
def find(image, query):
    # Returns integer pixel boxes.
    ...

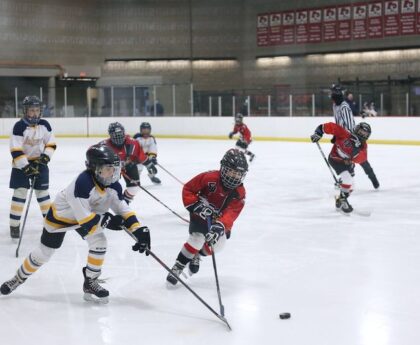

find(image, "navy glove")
[310,125,324,143]
[132,226,151,255]
[148,155,157,165]
[101,212,124,230]
[228,132,234,139]
[22,162,40,178]
[205,222,225,245]
[38,153,50,165]
[188,201,215,220]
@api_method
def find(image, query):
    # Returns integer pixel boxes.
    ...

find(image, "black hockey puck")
[279,313,291,319]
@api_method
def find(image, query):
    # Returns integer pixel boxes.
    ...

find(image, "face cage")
[110,130,125,146]
[95,163,121,187]
[23,106,41,125]
[220,166,246,189]
[355,128,370,141]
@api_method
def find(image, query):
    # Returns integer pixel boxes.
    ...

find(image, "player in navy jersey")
[9,96,56,239]
[166,149,248,285]
[1,145,151,303]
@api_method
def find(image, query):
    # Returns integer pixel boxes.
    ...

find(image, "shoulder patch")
[38,119,52,132]
[108,181,124,200]
[74,171,95,199]
[12,120,28,136]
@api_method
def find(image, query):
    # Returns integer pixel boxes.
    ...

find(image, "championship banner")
[295,9,309,44]
[257,14,270,46]
[384,1,400,36]
[269,12,283,46]
[323,6,338,41]
[352,3,368,39]
[282,11,296,44]
[337,5,352,40]
[368,1,384,38]
[400,0,416,35]
[308,8,322,42]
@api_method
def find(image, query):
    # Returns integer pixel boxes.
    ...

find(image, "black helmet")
[220,149,248,189]
[22,95,42,125]
[140,122,152,136]
[353,122,371,142]
[235,113,244,125]
[330,84,344,105]
[86,144,121,187]
[108,122,125,147]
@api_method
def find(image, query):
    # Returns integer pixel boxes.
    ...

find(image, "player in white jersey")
[0,145,151,303]
[133,122,161,184]
[330,85,379,189]
[9,96,56,239]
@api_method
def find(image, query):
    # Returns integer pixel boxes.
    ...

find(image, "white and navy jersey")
[133,133,157,157]
[10,119,56,169]
[44,170,141,236]
[333,102,355,131]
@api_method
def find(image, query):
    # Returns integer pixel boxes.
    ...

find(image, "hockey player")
[330,84,379,189]
[9,95,56,239]
[133,122,161,184]
[0,145,151,303]
[229,113,255,162]
[101,122,156,203]
[166,149,247,285]
[311,122,372,214]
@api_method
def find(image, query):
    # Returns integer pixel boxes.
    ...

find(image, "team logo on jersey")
[208,182,217,193]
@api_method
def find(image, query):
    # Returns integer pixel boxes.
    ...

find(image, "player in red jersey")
[229,113,256,162]
[311,122,372,214]
[166,149,248,285]
[100,122,156,203]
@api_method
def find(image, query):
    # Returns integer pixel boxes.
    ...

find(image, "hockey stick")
[123,227,232,330]
[206,217,226,317]
[157,163,185,186]
[16,177,37,258]
[315,142,341,187]
[122,172,189,224]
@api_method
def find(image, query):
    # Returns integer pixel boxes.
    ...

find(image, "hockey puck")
[279,313,291,319]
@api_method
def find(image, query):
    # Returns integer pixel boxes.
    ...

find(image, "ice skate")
[82,267,109,304]
[150,176,161,184]
[1,274,26,295]
[166,261,185,286]
[335,194,353,214]
[188,254,201,275]
[10,226,20,239]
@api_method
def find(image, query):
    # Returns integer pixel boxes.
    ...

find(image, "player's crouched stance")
[0,145,151,303]
[310,122,371,214]
[166,149,248,285]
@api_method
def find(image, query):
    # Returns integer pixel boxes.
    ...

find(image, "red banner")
[384,1,400,36]
[282,11,296,44]
[352,3,368,39]
[308,9,322,42]
[337,5,352,40]
[417,0,420,33]
[368,2,383,38]
[400,0,416,35]
[269,12,283,45]
[323,6,338,41]
[296,10,309,43]
[257,14,270,46]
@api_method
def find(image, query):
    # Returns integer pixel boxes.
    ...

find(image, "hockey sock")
[35,189,51,217]
[85,233,107,279]
[10,188,28,228]
[17,243,55,281]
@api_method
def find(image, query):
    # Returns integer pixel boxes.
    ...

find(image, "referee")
[330,84,380,189]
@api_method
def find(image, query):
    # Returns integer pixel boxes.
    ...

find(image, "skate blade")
[83,293,109,304]
[336,208,351,216]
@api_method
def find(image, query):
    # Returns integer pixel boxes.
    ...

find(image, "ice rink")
[0,137,419,345]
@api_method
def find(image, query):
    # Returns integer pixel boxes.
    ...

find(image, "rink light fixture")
[105,57,238,69]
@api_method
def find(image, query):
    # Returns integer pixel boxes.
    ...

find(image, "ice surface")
[0,138,419,345]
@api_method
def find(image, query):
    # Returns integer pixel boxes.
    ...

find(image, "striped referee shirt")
[333,101,355,131]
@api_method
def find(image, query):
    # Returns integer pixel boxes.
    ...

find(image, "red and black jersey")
[323,122,368,164]
[182,170,246,233]
[232,123,252,144]
[101,136,148,165]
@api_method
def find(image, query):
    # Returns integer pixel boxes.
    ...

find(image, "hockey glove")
[310,125,324,143]
[228,132,234,139]
[101,212,124,231]
[188,201,215,220]
[132,226,151,255]
[148,154,157,165]
[38,153,50,165]
[205,222,225,246]
[22,162,40,178]
[236,139,248,149]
